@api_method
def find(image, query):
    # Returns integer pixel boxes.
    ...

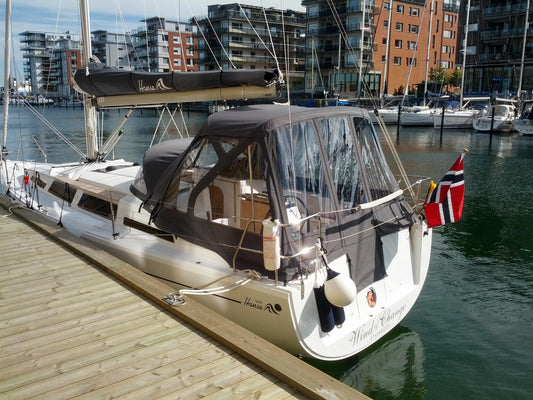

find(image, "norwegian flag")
[423,153,465,228]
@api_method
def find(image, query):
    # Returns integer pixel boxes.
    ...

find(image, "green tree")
[429,67,449,85]
[393,85,405,96]
[448,68,462,88]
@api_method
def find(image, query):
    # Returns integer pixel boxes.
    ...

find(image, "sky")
[1,0,305,83]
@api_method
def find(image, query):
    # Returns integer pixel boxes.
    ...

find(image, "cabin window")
[354,117,399,200]
[78,193,117,220]
[321,117,364,209]
[49,180,76,203]
[162,137,268,232]
[163,138,219,217]
[276,121,334,222]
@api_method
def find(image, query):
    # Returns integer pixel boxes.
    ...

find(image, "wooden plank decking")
[0,196,370,400]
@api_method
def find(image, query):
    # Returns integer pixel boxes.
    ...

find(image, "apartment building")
[373,0,459,96]
[196,3,306,77]
[92,30,132,69]
[130,17,198,72]
[302,0,379,97]
[20,31,81,96]
[462,0,532,95]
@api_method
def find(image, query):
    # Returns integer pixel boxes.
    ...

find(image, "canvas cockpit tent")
[135,105,416,287]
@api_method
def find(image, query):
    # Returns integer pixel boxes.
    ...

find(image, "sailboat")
[1,0,436,361]
[399,0,442,127]
[433,0,482,129]
[511,0,531,135]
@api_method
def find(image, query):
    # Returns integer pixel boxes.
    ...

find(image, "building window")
[346,54,357,66]
[173,36,181,44]
[443,30,452,38]
[395,40,402,48]
[396,5,404,14]
[382,37,387,45]
[381,55,386,62]
[396,22,403,31]
[347,17,359,30]
[174,58,182,66]
[442,45,448,53]
[384,20,388,28]
[308,5,318,18]
[173,48,182,55]
[410,25,419,34]
[444,14,450,22]
[407,58,416,66]
[186,36,194,45]
[393,56,401,65]
[187,59,194,67]
[408,41,417,50]
[409,7,419,16]
[384,2,390,10]
[187,48,194,56]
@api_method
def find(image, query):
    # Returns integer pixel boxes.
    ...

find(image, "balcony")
[483,3,528,19]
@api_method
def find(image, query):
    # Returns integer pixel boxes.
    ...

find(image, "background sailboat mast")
[423,0,435,107]
[79,0,98,161]
[2,0,11,158]
[459,0,471,107]
[517,0,530,102]
[382,0,393,106]
[357,0,366,98]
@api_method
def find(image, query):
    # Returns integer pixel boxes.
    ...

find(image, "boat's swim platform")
[0,195,369,400]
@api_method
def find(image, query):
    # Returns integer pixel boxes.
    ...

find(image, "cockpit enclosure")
[140,105,416,288]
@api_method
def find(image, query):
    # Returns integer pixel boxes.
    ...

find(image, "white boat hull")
[513,119,533,135]
[1,159,432,360]
[433,109,477,129]
[473,116,514,133]
[401,108,441,126]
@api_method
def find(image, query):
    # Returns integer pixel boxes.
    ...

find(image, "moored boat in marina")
[513,100,533,135]
[473,103,516,133]
[1,0,468,362]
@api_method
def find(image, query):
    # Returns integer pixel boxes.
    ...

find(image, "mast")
[2,0,11,160]
[357,0,366,98]
[423,0,435,107]
[382,0,393,107]
[517,0,530,103]
[459,0,471,108]
[79,0,98,161]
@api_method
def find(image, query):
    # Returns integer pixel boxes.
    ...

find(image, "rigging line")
[236,4,277,62]
[259,1,282,73]
[114,0,134,69]
[280,1,291,101]
[192,16,222,70]
[401,0,429,106]
[23,101,86,159]
[173,2,188,71]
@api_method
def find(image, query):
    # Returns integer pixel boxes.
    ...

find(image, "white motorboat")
[513,100,533,135]
[473,103,516,133]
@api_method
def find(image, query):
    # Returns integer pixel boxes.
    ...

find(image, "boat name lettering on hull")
[243,297,280,315]
[349,305,406,347]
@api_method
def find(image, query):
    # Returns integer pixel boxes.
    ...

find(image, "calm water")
[2,106,532,400]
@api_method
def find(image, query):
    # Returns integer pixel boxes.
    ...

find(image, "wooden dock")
[0,196,370,400]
